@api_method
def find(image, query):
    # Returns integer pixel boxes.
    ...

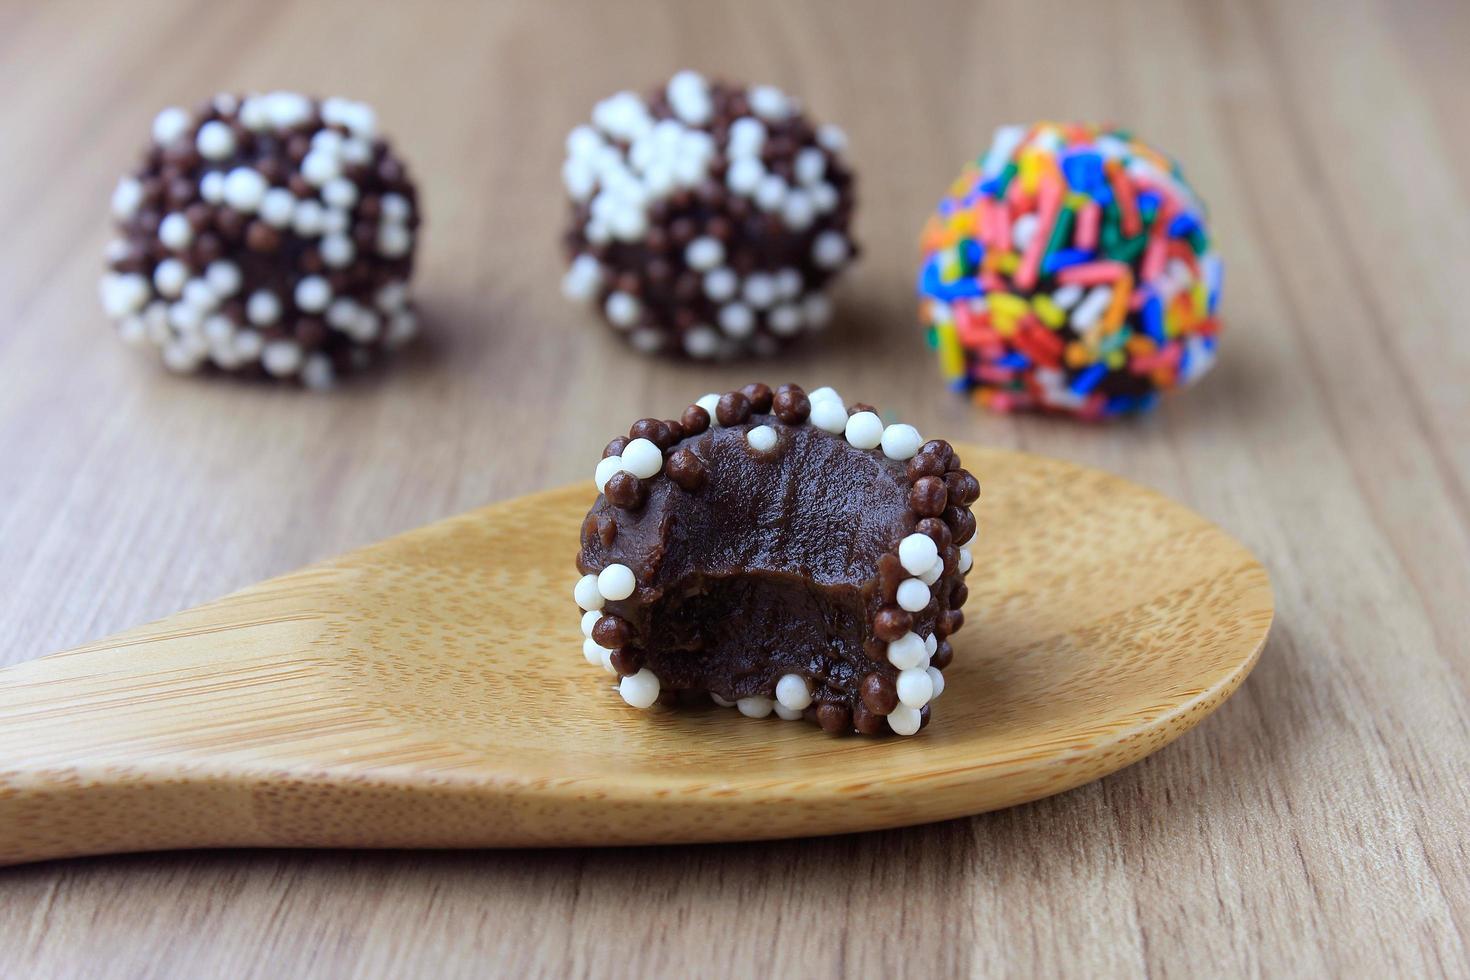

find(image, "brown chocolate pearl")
[873,607,912,642]
[909,476,948,518]
[193,233,223,265]
[294,318,327,348]
[603,436,629,458]
[184,202,213,231]
[739,382,773,413]
[715,391,751,426]
[906,452,947,482]
[951,582,969,608]
[936,609,964,638]
[860,673,898,715]
[816,703,851,735]
[916,517,952,553]
[603,471,646,510]
[662,419,685,444]
[920,440,954,466]
[932,641,954,670]
[946,505,977,545]
[666,448,707,491]
[681,404,710,435]
[848,401,876,415]
[772,389,811,424]
[945,470,981,506]
[214,209,245,241]
[596,515,617,546]
[852,701,885,736]
[593,615,632,650]
[629,418,671,447]
[919,704,932,730]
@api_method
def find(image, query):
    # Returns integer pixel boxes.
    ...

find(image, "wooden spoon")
[0,446,1271,866]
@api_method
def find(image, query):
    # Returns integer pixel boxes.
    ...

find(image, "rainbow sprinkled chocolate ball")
[918,123,1222,419]
[98,92,421,389]
[560,71,858,359]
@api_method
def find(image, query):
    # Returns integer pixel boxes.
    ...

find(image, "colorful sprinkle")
[917,123,1223,418]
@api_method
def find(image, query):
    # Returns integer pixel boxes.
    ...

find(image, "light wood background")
[0,0,1465,976]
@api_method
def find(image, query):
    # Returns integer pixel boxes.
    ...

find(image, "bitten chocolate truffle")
[98,92,422,388]
[560,71,858,359]
[574,384,978,737]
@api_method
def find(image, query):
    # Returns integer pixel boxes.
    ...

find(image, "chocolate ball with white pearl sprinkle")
[99,92,421,388]
[560,72,858,360]
[575,383,978,736]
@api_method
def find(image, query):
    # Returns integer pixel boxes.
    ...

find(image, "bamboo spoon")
[0,446,1271,866]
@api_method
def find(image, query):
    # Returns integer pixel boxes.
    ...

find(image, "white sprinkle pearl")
[581,610,601,637]
[703,267,738,302]
[925,633,938,656]
[574,574,604,611]
[152,106,190,145]
[294,276,332,313]
[597,564,636,601]
[377,224,413,257]
[927,666,946,700]
[222,168,267,212]
[620,438,663,479]
[205,260,242,297]
[685,236,724,271]
[696,393,721,417]
[582,637,604,666]
[261,339,303,377]
[111,178,144,219]
[888,705,922,736]
[887,632,928,670]
[958,547,974,574]
[897,578,931,613]
[774,704,804,721]
[746,425,777,452]
[600,647,617,674]
[899,533,940,576]
[259,188,295,227]
[897,668,934,709]
[881,424,923,461]
[710,693,736,708]
[812,231,850,268]
[809,397,848,434]
[718,302,754,338]
[808,386,841,403]
[619,669,661,709]
[605,291,640,328]
[920,560,944,586]
[737,696,774,719]
[195,120,236,160]
[775,674,812,711]
[844,411,884,450]
[152,259,187,298]
[595,455,623,492]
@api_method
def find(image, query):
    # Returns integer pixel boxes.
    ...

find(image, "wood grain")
[0,0,1464,975]
[0,448,1271,865]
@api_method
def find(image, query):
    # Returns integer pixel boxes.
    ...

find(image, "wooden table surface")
[2,0,1466,975]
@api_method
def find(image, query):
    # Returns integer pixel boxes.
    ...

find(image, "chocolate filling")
[580,417,916,704]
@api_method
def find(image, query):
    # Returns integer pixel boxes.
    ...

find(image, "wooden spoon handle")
[0,569,407,865]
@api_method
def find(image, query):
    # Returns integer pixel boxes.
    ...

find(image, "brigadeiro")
[98,92,421,389]
[559,71,858,359]
[918,123,1223,419]
[573,383,978,737]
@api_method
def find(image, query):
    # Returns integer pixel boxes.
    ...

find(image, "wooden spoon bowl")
[0,446,1272,866]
